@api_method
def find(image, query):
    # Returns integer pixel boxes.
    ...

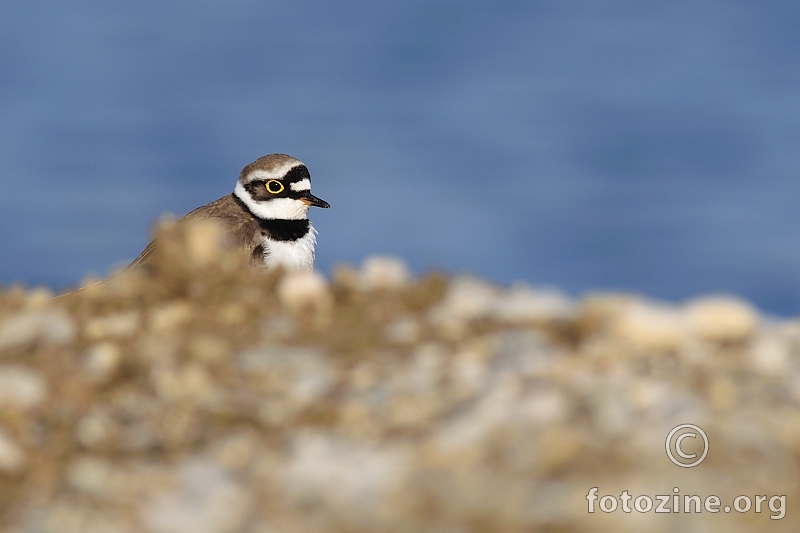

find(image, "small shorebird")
[129,153,329,272]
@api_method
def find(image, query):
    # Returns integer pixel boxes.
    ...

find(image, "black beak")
[300,192,330,208]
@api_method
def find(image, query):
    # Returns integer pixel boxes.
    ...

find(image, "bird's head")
[234,154,329,220]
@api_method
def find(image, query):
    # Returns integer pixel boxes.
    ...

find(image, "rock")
[151,364,218,405]
[277,272,332,315]
[24,287,54,308]
[188,335,230,364]
[537,425,583,470]
[0,365,47,409]
[359,256,411,290]
[283,434,410,515]
[143,460,252,533]
[492,283,576,323]
[239,346,336,407]
[149,301,194,334]
[83,342,122,383]
[685,296,758,342]
[75,411,117,449]
[428,276,498,339]
[185,219,226,268]
[611,301,686,352]
[432,276,498,322]
[517,389,568,425]
[0,310,76,352]
[708,377,738,411]
[4,246,800,530]
[0,427,26,473]
[384,317,421,344]
[67,456,113,495]
[84,311,140,340]
[750,334,790,375]
[210,433,258,473]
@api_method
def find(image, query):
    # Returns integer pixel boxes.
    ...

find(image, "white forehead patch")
[246,162,301,183]
[290,179,311,192]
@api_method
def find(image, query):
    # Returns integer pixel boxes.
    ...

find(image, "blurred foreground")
[0,220,798,532]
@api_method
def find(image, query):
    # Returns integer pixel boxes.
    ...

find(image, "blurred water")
[2,1,800,314]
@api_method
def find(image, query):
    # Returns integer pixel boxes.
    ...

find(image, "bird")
[128,153,330,272]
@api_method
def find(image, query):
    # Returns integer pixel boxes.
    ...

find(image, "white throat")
[261,224,318,272]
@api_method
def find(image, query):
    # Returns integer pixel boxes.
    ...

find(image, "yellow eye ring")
[266,180,284,194]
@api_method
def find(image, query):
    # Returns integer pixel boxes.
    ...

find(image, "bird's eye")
[266,180,284,194]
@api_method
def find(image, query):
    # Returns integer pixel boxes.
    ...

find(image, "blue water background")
[2,1,800,315]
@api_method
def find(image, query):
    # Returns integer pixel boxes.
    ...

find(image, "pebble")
[3,246,800,531]
[83,342,122,383]
[0,365,47,409]
[188,335,230,364]
[185,219,226,268]
[708,377,738,411]
[0,310,76,352]
[277,272,332,314]
[359,255,412,290]
[75,411,116,448]
[537,425,583,470]
[750,333,790,375]
[283,434,410,514]
[67,456,113,495]
[238,346,336,405]
[611,301,686,352]
[84,311,140,340]
[492,283,576,323]
[685,296,758,342]
[149,301,194,334]
[0,427,26,473]
[151,364,218,405]
[432,276,498,322]
[24,287,54,308]
[384,317,421,344]
[210,433,257,472]
[143,460,252,533]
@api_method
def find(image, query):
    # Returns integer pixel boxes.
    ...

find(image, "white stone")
[84,311,141,340]
[685,296,758,341]
[67,456,113,495]
[492,283,576,323]
[277,272,332,313]
[238,346,336,406]
[143,460,252,533]
[518,389,567,425]
[211,433,257,472]
[359,255,411,290]
[149,302,194,334]
[75,412,116,448]
[84,342,122,383]
[151,364,217,404]
[429,276,499,325]
[750,334,790,375]
[384,317,421,344]
[611,301,687,351]
[185,219,226,267]
[24,287,54,308]
[283,434,410,514]
[0,310,76,352]
[0,427,26,473]
[0,365,47,409]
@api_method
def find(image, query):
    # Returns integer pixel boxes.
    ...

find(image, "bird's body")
[129,153,329,272]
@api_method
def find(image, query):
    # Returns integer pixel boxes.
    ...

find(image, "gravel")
[0,220,798,532]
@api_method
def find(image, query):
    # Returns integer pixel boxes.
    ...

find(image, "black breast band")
[231,193,311,241]
[258,218,311,241]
